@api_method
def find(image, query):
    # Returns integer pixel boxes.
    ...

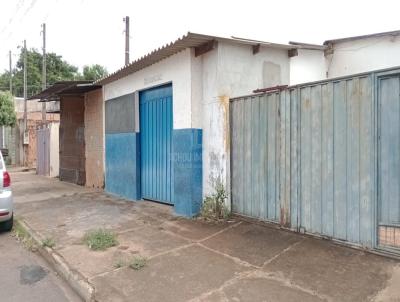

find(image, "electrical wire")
[0,0,25,35]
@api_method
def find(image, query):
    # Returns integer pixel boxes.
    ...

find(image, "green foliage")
[0,49,80,97]
[42,237,56,248]
[83,229,118,251]
[81,64,108,81]
[201,178,230,221]
[114,259,125,268]
[129,256,147,270]
[0,48,107,97]
[0,91,16,127]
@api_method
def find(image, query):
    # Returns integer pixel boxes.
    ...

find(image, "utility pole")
[8,51,12,94]
[41,23,46,122]
[23,40,27,128]
[23,40,27,166]
[123,16,130,65]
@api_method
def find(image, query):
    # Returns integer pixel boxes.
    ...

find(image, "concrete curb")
[17,219,96,302]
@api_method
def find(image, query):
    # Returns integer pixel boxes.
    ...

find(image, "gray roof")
[28,81,100,101]
[289,41,326,50]
[97,32,324,85]
[323,29,400,45]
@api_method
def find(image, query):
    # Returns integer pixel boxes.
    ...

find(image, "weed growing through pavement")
[12,220,37,252]
[42,237,55,248]
[201,177,230,221]
[129,256,147,270]
[114,259,125,268]
[83,229,118,251]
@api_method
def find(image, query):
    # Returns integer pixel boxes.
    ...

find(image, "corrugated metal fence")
[230,93,287,224]
[230,68,400,251]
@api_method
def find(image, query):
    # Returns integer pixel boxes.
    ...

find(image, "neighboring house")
[0,97,59,167]
[289,29,400,83]
[324,30,400,78]
[31,81,104,187]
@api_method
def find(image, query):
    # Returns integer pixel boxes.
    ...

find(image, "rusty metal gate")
[294,75,375,247]
[230,92,290,224]
[229,69,400,251]
[37,126,50,176]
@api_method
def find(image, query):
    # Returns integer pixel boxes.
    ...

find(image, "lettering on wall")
[144,74,162,85]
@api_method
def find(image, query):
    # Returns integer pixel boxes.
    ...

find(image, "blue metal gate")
[230,94,282,223]
[377,72,400,250]
[230,74,376,249]
[140,84,173,204]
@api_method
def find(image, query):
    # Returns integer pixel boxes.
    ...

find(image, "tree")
[81,64,108,81]
[0,91,16,127]
[0,49,108,97]
[0,49,80,98]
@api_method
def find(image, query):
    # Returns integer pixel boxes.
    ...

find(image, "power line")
[0,0,25,35]
[22,0,39,19]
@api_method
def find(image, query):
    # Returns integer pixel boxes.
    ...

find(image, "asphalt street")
[0,231,81,302]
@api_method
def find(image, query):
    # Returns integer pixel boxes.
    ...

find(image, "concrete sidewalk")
[11,170,400,302]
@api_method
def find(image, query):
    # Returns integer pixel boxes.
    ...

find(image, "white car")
[0,151,12,232]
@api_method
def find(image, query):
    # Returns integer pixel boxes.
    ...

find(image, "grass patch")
[129,256,147,270]
[42,237,55,249]
[83,229,118,251]
[12,220,37,252]
[113,259,125,269]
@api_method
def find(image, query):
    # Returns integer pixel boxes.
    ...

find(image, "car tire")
[0,214,13,232]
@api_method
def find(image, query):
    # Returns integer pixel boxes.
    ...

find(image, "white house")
[98,32,323,217]
[289,29,400,83]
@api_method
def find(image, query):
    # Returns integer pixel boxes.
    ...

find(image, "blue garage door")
[140,84,173,204]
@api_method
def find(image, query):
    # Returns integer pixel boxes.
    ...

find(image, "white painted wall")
[327,34,400,78]
[218,42,290,95]
[290,49,326,85]
[104,48,193,129]
[201,41,291,204]
[49,122,59,178]
[199,48,218,198]
[190,49,203,129]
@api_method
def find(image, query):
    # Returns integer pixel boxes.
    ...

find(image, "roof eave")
[289,41,326,50]
[323,29,400,45]
[96,32,300,86]
[28,81,100,101]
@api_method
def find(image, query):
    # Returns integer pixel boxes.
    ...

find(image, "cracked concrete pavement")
[11,169,400,302]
